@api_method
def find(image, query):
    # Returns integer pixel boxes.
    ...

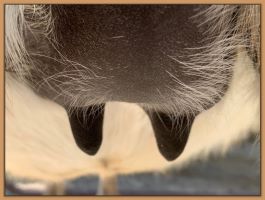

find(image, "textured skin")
[20,5,236,162]
[6,50,260,183]
[26,5,230,107]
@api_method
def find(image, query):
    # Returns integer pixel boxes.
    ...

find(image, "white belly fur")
[5,49,260,183]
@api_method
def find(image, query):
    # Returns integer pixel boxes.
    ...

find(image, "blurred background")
[5,135,260,196]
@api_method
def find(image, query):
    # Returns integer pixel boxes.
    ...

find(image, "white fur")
[6,48,260,184]
[5,5,260,194]
[5,5,54,78]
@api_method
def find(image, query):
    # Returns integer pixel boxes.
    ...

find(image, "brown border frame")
[0,1,263,199]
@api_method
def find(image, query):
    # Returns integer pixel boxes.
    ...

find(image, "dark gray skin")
[24,5,235,161]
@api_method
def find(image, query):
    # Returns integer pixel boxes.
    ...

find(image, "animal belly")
[5,74,167,181]
[5,49,260,182]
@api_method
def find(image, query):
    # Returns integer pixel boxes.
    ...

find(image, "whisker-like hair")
[5,5,260,110]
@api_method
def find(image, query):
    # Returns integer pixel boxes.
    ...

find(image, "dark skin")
[143,109,195,161]
[24,5,234,161]
[66,105,105,155]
